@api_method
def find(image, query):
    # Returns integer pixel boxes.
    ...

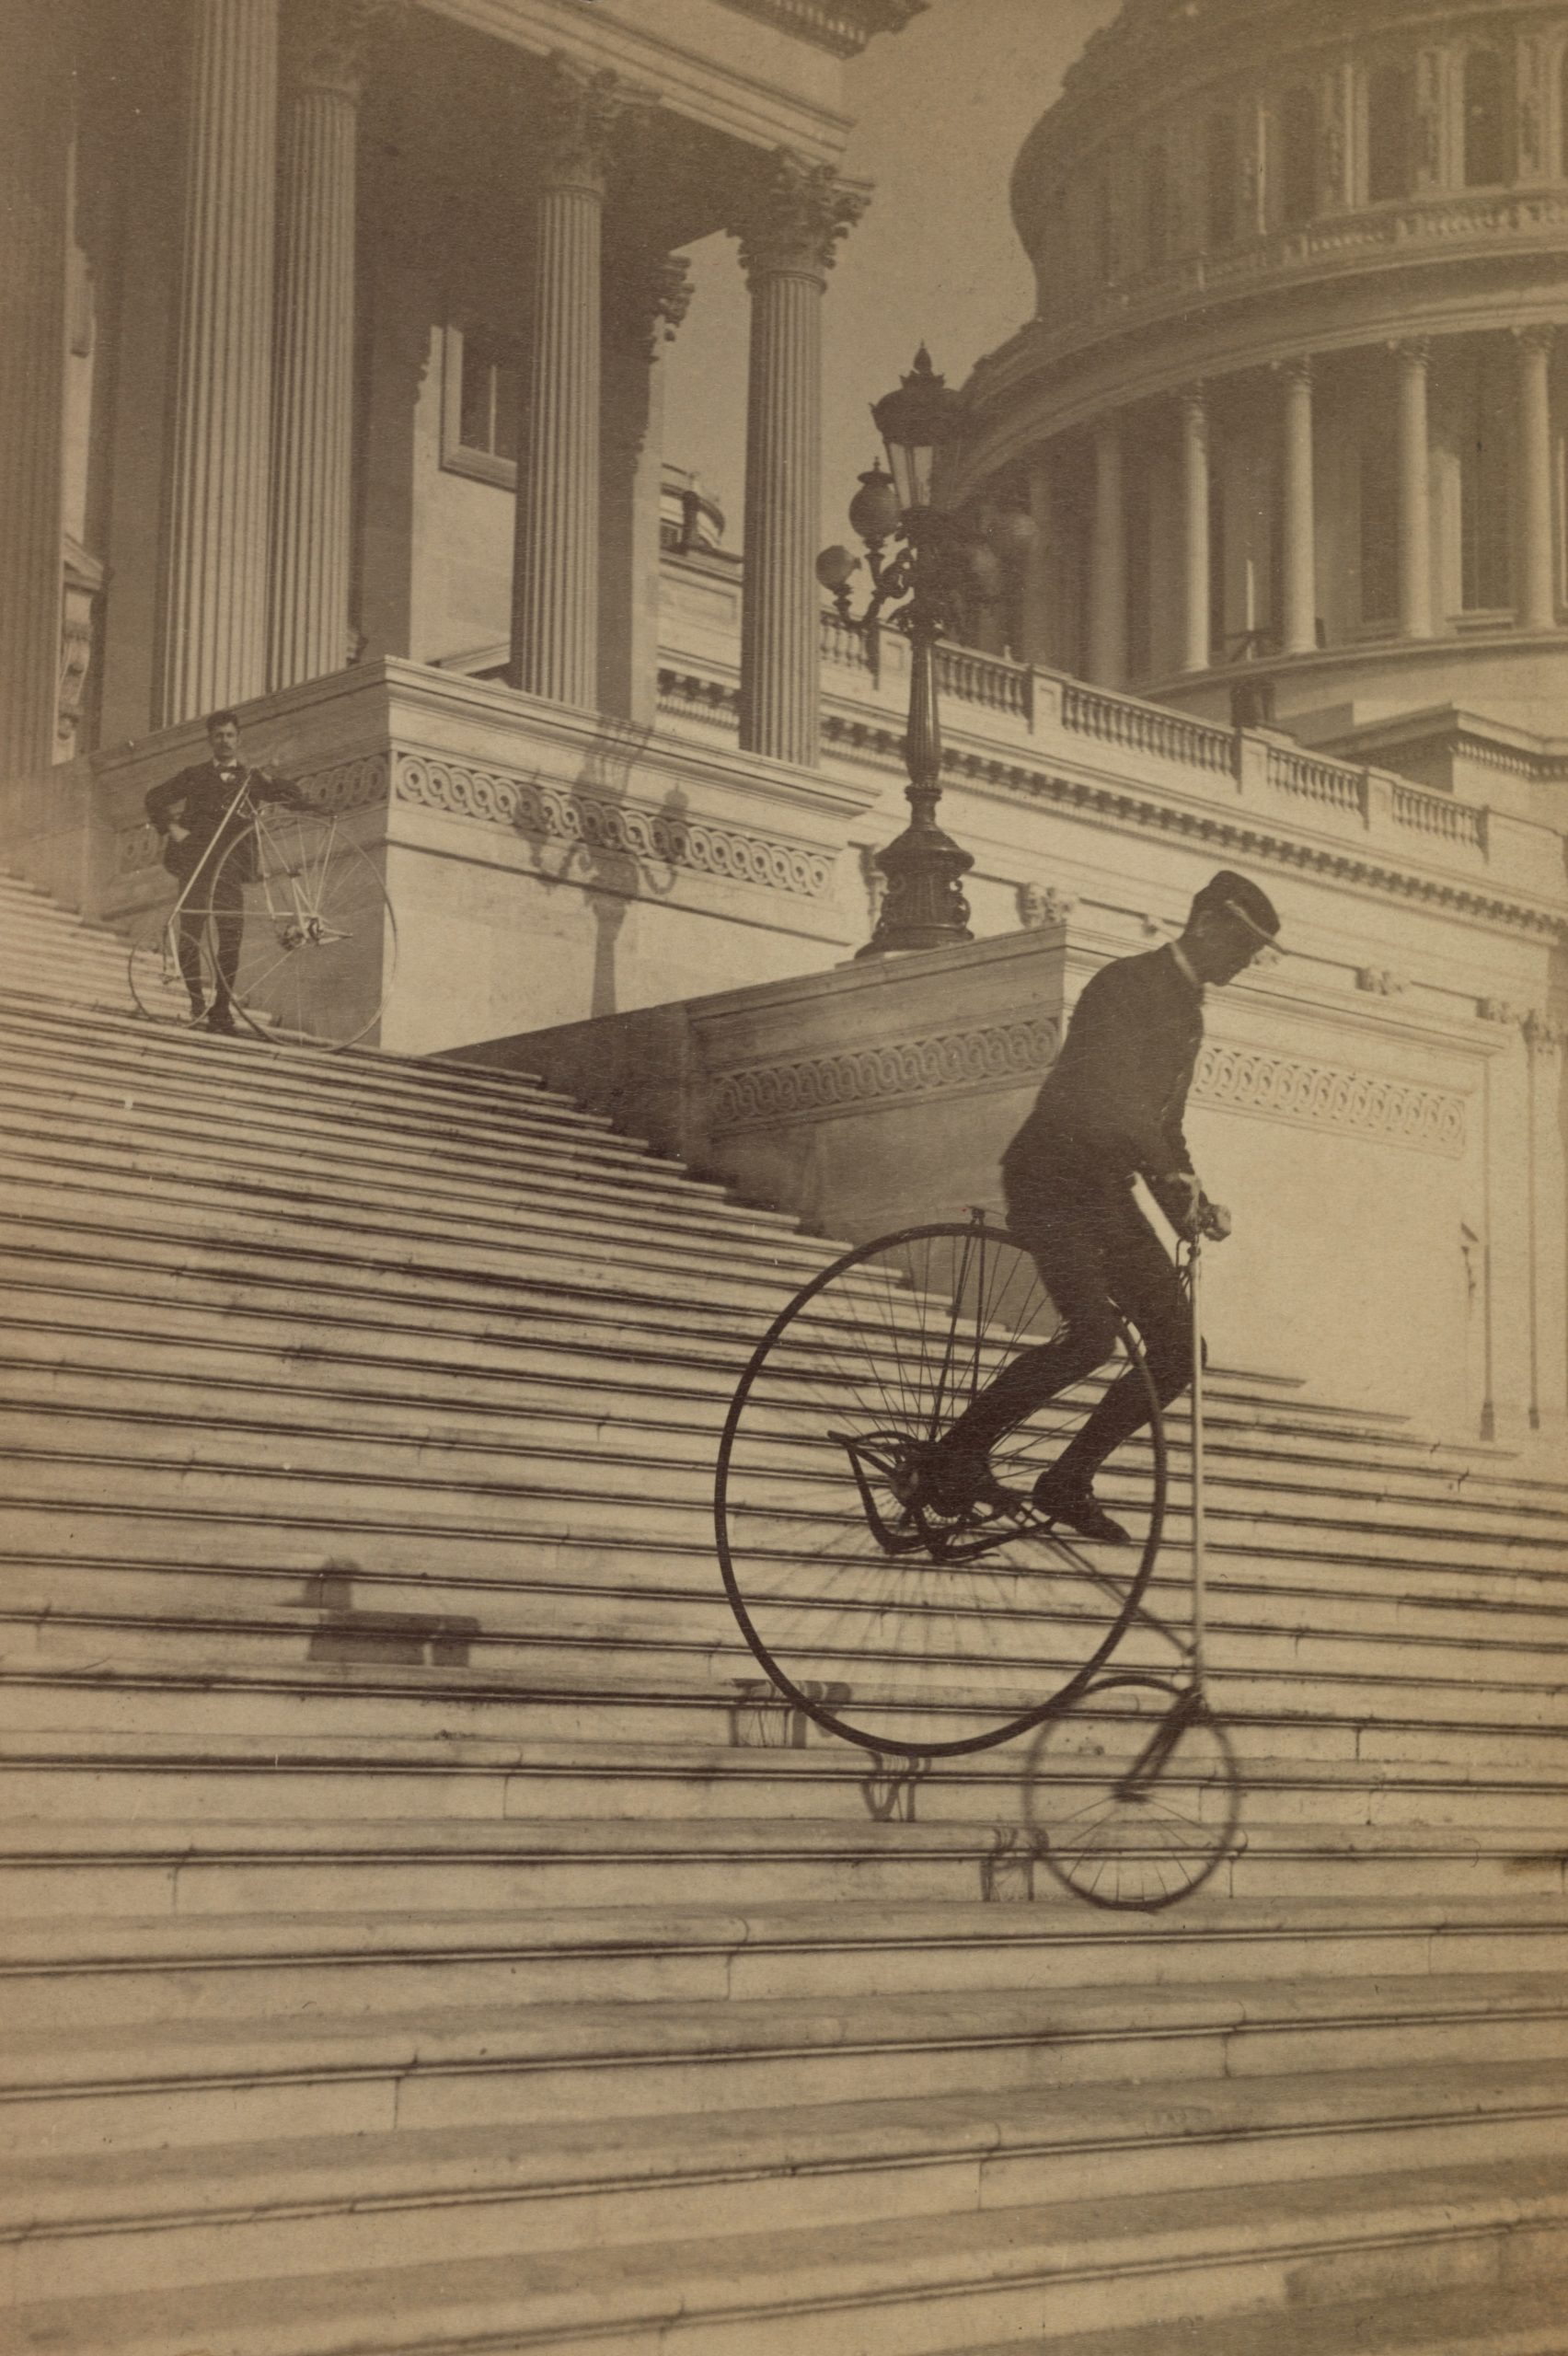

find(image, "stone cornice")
[655,666,1564,941]
[714,0,928,58]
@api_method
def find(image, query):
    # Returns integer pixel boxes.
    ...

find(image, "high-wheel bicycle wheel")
[715,1218,1166,1758]
[210,809,397,1050]
[127,901,213,1026]
[1023,1673,1242,1910]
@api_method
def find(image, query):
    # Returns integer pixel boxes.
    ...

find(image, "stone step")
[0,1238,1448,1467]
[0,989,706,1164]
[3,1814,1562,1915]
[0,1041,796,1219]
[7,1895,1564,2021]
[9,1554,1568,1719]
[950,2278,1568,2356]
[3,2153,1563,2355]
[15,1529,1568,1674]
[3,2062,1568,2307]
[0,1145,845,1299]
[1,1082,821,1254]
[6,1974,1565,2168]
[6,1728,1564,1836]
[4,1348,1560,1548]
[1,1413,1556,1588]
[0,1294,1527,1502]
[9,1627,1568,1771]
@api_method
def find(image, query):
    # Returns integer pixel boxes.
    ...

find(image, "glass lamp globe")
[847,464,901,544]
[870,345,964,514]
[815,544,859,593]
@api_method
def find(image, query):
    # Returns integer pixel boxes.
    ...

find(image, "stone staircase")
[2,862,1568,2354]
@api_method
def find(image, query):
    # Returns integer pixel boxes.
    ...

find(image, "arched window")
[1094,169,1116,283]
[1463,48,1507,185]
[1359,411,1398,623]
[1367,61,1412,201]
[1205,111,1238,246]
[1143,145,1170,269]
[1560,44,1568,177]
[1279,85,1318,225]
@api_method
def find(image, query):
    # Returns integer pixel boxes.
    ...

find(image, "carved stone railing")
[936,643,1032,720]
[1393,780,1488,852]
[1020,185,1568,370]
[1061,679,1233,772]
[1267,744,1367,815]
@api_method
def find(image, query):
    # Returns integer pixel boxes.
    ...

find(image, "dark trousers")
[949,1161,1198,1481]
[171,851,244,1014]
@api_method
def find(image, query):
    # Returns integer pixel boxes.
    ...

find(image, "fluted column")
[0,5,71,774]
[1280,357,1317,656]
[509,57,626,710]
[733,153,868,768]
[1395,338,1434,641]
[600,242,693,722]
[1179,387,1211,673]
[1516,326,1557,631]
[1090,416,1127,687]
[269,2,385,688]
[158,0,280,726]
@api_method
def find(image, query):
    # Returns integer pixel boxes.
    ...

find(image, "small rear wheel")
[127,902,212,1026]
[1023,1673,1242,1910]
[715,1219,1166,1758]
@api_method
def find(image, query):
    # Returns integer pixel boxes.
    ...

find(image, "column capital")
[1524,1009,1568,1060]
[732,150,869,284]
[536,52,635,196]
[1276,352,1314,388]
[605,244,694,364]
[1180,382,1208,425]
[1514,323,1558,360]
[1391,335,1433,373]
[284,0,399,98]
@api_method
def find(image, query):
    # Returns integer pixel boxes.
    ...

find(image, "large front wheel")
[715,1219,1166,1758]
[213,811,397,1051]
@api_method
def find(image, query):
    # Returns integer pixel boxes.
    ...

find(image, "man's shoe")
[203,1006,237,1035]
[1032,1466,1130,1545]
[917,1444,1016,1519]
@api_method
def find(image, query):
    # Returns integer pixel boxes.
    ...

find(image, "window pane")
[1463,49,1505,186]
[1280,86,1317,225]
[1205,113,1237,247]
[1367,63,1411,201]
[492,362,520,464]
[1144,146,1170,268]
[459,336,493,452]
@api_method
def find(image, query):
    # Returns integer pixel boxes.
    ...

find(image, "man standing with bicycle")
[925,869,1281,1541]
[144,711,304,1034]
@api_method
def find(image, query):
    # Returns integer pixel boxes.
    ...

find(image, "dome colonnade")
[960,0,1568,740]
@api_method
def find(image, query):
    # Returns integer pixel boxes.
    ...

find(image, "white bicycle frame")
[1184,1232,1209,1688]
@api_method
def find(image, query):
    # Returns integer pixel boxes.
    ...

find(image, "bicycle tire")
[715,1219,1166,1758]
[126,901,213,1026]
[1024,1671,1242,1910]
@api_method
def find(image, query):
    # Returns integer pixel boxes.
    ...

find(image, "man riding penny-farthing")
[716,870,1281,1909]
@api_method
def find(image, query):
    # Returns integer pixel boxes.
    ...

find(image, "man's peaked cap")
[1191,869,1280,939]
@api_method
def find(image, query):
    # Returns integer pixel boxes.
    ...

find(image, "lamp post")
[817,346,1034,955]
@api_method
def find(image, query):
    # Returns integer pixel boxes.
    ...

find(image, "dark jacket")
[1004,945,1204,1221]
[144,761,301,884]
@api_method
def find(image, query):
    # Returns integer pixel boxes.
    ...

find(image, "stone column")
[157,0,280,727]
[1018,457,1055,666]
[1516,326,1556,631]
[599,242,693,723]
[1090,416,1127,687]
[733,152,868,768]
[0,6,71,775]
[509,56,627,710]
[1179,388,1211,673]
[268,1,386,689]
[1280,357,1317,656]
[1395,339,1434,640]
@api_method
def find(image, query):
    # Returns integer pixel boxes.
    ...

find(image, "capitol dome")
[958,0,1568,772]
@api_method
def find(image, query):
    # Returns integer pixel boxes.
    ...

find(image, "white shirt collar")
[1169,941,1202,994]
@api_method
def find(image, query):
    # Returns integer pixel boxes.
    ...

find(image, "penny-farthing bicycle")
[715,1211,1241,1910]
[128,790,396,1050]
